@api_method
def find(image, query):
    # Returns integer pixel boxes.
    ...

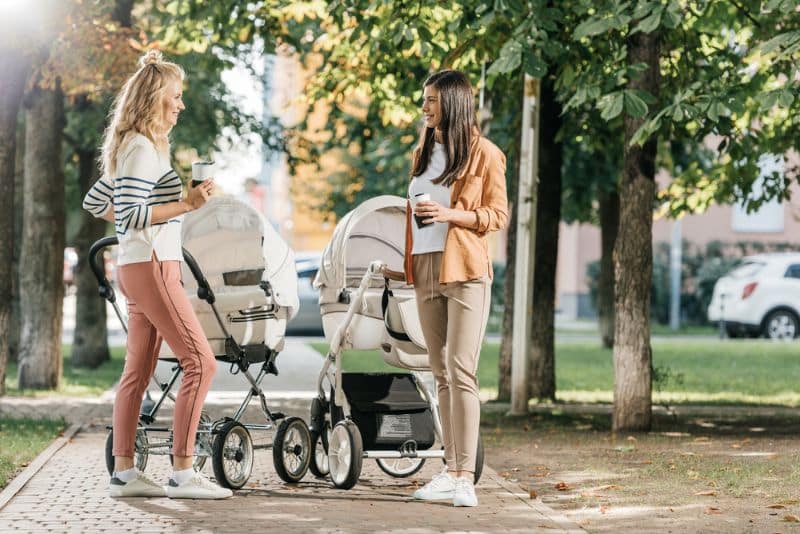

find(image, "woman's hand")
[185,179,214,210]
[414,200,452,224]
[416,200,481,230]
[379,265,406,282]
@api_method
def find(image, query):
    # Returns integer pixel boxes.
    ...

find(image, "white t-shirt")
[82,134,183,265]
[409,143,452,255]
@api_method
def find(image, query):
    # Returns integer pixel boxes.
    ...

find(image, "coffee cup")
[191,160,215,188]
[411,193,431,229]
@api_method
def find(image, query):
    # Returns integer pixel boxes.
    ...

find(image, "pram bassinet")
[159,196,299,358]
[313,195,414,351]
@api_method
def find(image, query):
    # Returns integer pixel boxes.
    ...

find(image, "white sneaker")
[453,476,478,507]
[412,468,455,500]
[109,472,166,498]
[164,472,233,500]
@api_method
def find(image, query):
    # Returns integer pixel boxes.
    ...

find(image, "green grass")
[0,417,66,489]
[311,339,800,406]
[553,322,717,337]
[4,345,126,397]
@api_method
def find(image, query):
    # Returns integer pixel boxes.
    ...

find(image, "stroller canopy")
[181,196,299,318]
[314,195,407,290]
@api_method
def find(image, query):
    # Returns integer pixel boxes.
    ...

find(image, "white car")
[707,253,800,339]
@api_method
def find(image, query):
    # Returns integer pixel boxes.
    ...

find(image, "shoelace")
[135,473,161,487]
[455,478,474,493]
[428,470,452,488]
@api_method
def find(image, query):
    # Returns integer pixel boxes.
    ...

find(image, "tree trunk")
[598,188,619,349]
[70,0,132,368]
[612,30,660,432]
[18,80,66,390]
[497,77,524,402]
[10,121,24,365]
[0,52,30,394]
[71,146,109,368]
[527,76,562,401]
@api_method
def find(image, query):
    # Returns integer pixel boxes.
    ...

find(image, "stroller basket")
[333,373,435,451]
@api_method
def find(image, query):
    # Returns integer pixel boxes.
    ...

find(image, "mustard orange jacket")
[404,135,509,284]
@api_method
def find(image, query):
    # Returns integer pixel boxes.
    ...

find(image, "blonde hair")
[100,49,184,177]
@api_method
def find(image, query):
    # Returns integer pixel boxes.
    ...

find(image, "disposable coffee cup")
[411,193,431,229]
[191,160,215,188]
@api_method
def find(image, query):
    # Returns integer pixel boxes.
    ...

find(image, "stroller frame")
[309,261,449,489]
[89,235,312,488]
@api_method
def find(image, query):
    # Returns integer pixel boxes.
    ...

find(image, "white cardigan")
[82,134,183,265]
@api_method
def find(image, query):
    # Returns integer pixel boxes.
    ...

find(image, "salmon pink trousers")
[113,256,217,458]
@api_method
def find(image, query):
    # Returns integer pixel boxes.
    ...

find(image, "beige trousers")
[412,252,490,473]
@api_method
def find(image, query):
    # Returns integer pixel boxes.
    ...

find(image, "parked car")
[707,253,800,339]
[286,253,323,335]
[64,247,78,292]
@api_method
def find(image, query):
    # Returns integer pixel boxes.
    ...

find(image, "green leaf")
[634,9,661,34]
[778,90,795,107]
[758,32,800,55]
[624,89,648,117]
[599,91,624,120]
[487,39,522,77]
[632,0,659,19]
[573,17,614,40]
[524,54,548,78]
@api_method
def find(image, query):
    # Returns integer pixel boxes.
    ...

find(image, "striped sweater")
[82,134,184,265]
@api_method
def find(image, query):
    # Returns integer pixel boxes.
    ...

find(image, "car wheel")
[763,310,799,340]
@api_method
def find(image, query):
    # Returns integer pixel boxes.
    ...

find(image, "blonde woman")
[83,50,230,499]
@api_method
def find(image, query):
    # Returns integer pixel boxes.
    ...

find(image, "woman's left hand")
[415,200,452,224]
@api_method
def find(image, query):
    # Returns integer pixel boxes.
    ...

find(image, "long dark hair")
[411,70,478,187]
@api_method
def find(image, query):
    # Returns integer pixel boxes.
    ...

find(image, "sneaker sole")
[453,499,478,507]
[413,491,455,500]
[108,487,166,498]
[165,489,232,500]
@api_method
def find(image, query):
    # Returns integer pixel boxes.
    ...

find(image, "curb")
[484,466,585,533]
[0,422,82,512]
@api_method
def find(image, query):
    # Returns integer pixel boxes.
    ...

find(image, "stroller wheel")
[376,457,426,478]
[104,427,149,476]
[441,433,485,484]
[169,411,211,472]
[474,433,484,484]
[272,417,312,483]
[308,422,331,478]
[212,421,253,490]
[328,420,363,490]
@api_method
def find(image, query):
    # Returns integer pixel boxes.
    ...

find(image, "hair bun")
[139,49,163,68]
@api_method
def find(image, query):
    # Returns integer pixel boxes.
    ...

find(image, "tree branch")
[729,0,760,28]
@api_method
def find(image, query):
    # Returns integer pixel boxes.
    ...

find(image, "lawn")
[4,346,126,397]
[0,417,66,489]
[311,339,800,406]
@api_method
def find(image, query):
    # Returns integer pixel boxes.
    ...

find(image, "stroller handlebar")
[88,236,119,303]
[88,236,216,305]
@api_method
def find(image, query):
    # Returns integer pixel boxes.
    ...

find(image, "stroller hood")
[314,195,407,290]
[181,195,299,319]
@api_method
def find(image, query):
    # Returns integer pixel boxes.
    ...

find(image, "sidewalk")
[0,340,582,533]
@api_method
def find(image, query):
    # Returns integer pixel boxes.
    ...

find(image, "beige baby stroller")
[90,196,312,490]
[308,195,484,489]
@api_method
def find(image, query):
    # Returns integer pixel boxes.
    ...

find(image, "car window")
[728,261,765,279]
[785,264,800,279]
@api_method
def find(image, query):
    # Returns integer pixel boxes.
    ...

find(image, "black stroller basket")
[332,373,436,451]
